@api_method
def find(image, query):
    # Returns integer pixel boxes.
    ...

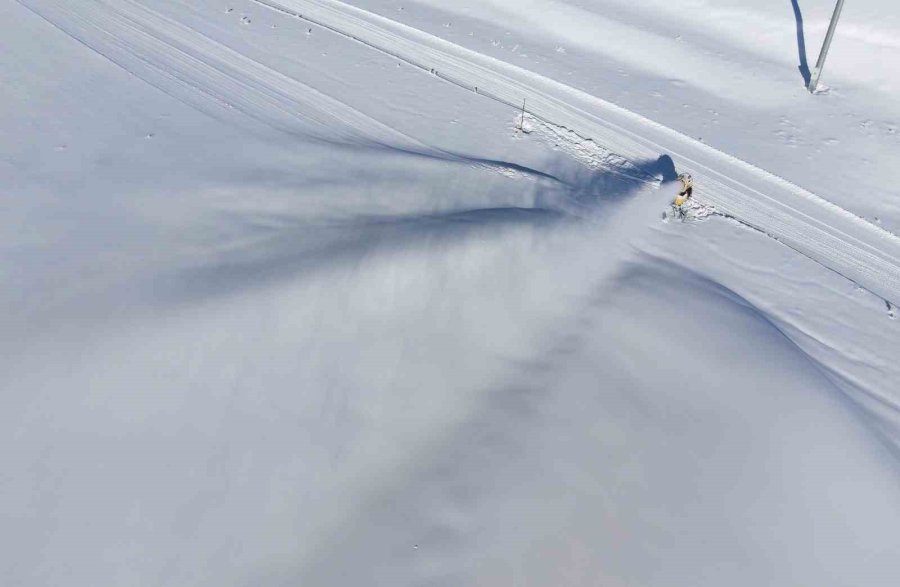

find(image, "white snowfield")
[21,0,900,306]
[5,0,900,586]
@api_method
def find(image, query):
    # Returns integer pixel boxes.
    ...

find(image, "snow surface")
[3,1,900,585]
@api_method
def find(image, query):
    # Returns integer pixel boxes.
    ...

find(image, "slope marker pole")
[519,98,527,133]
[808,0,846,93]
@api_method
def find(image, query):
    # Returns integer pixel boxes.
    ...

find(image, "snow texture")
[3,1,900,586]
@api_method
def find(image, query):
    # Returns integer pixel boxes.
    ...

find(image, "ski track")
[17,0,443,151]
[17,0,900,306]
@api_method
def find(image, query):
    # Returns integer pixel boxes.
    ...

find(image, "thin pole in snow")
[519,98,527,132]
[808,0,846,93]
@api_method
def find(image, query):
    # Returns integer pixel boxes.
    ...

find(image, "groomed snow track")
[18,0,900,306]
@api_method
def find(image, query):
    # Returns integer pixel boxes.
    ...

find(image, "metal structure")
[808,0,846,93]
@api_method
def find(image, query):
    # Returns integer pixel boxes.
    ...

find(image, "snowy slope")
[19,0,900,303]
[354,0,900,230]
[252,0,900,306]
[3,1,900,586]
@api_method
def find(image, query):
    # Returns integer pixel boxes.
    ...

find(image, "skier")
[673,173,693,220]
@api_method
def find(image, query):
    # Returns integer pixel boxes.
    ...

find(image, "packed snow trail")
[17,0,900,305]
[247,0,900,305]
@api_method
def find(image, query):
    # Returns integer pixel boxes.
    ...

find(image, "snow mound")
[517,113,659,185]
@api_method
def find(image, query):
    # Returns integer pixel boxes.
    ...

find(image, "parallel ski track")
[16,0,446,151]
[18,0,900,305]
[250,0,900,306]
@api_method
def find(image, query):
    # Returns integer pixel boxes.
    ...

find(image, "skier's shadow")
[643,154,678,182]
[791,0,812,86]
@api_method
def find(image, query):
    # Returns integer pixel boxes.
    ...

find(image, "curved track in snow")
[17,0,900,306]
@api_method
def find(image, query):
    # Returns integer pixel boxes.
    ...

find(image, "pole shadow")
[791,0,812,86]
